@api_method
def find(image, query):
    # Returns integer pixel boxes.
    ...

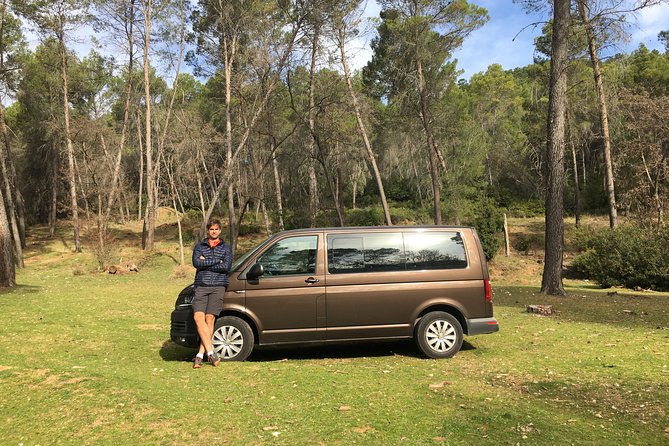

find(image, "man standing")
[191,219,232,368]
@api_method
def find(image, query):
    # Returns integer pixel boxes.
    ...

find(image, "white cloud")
[630,3,669,50]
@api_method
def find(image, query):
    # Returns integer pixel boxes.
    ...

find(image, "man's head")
[206,219,222,239]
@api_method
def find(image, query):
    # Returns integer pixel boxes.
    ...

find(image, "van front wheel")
[415,312,463,359]
[212,316,254,361]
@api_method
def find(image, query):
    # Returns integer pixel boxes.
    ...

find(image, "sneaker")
[193,356,203,369]
[207,352,220,367]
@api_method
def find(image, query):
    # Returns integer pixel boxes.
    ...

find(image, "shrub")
[513,235,531,255]
[346,206,385,226]
[467,198,504,260]
[572,224,669,290]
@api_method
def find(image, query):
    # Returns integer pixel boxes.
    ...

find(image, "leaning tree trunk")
[337,26,392,226]
[541,0,570,296]
[577,0,617,229]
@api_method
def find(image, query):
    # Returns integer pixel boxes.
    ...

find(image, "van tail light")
[484,279,492,302]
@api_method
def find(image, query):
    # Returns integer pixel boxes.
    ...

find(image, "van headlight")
[175,284,195,309]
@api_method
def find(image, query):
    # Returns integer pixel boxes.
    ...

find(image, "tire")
[212,316,254,361]
[415,311,463,359]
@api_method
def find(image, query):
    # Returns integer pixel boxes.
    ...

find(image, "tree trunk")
[428,140,442,224]
[74,156,91,220]
[570,127,581,228]
[307,24,320,227]
[222,33,237,248]
[541,0,570,296]
[59,24,81,252]
[0,104,23,267]
[142,0,155,250]
[49,145,58,237]
[0,0,25,249]
[417,59,446,224]
[271,145,285,231]
[0,190,14,287]
[136,110,144,221]
[105,0,135,228]
[566,108,581,227]
[337,26,392,226]
[577,0,617,229]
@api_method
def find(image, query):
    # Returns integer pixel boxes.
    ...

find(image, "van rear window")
[327,231,467,274]
[404,232,467,270]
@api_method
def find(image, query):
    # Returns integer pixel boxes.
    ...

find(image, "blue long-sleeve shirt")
[192,238,232,287]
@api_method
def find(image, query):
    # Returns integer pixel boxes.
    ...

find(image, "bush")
[513,234,531,255]
[467,198,504,260]
[346,206,385,226]
[572,224,669,290]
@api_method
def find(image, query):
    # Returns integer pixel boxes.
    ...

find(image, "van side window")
[256,235,318,276]
[404,232,467,270]
[328,233,404,273]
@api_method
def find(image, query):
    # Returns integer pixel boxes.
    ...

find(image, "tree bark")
[271,144,285,231]
[49,144,58,237]
[0,104,23,267]
[142,0,155,250]
[307,23,320,227]
[104,0,135,229]
[58,19,81,252]
[136,110,144,221]
[577,0,617,229]
[0,188,14,287]
[541,0,570,296]
[417,59,447,224]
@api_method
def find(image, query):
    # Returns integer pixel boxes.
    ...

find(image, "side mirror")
[246,263,264,280]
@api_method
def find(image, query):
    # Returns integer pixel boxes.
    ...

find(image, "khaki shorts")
[192,286,226,315]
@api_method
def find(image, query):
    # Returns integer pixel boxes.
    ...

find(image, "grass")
[0,219,668,445]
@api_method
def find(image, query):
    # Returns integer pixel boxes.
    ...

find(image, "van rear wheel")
[415,311,463,358]
[212,316,254,361]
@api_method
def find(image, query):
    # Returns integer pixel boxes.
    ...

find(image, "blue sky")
[24,0,669,83]
[355,0,669,80]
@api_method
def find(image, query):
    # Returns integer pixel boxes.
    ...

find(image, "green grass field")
[1,221,668,445]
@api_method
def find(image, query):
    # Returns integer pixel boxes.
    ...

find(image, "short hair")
[207,219,222,230]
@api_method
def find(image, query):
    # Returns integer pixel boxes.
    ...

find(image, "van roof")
[277,225,475,235]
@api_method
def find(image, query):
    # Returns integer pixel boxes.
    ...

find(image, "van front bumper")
[467,317,500,335]
[170,305,200,348]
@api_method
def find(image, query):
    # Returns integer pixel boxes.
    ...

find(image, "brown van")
[170,226,499,361]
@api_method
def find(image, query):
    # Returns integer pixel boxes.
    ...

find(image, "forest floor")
[1,214,667,445]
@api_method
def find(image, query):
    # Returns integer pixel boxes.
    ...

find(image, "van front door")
[244,234,325,344]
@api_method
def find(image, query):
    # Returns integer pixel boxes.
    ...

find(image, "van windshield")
[230,234,277,272]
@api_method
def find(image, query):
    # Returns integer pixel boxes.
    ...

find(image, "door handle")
[305,277,320,284]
